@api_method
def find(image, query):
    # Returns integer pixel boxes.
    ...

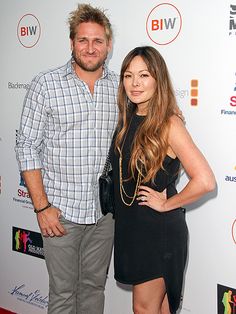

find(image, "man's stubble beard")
[72,51,108,72]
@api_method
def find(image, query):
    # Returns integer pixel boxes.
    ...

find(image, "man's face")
[71,22,112,72]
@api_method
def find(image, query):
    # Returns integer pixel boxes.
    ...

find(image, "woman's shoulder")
[168,114,191,150]
[169,114,185,128]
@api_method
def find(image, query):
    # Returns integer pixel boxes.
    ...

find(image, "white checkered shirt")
[15,59,119,224]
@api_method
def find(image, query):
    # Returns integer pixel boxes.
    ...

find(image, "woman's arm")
[138,115,216,212]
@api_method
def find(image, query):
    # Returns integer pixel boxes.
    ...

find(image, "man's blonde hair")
[68,3,113,41]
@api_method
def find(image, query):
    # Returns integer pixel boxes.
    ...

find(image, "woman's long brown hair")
[115,46,179,183]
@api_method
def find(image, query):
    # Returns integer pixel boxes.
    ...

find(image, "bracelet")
[34,202,51,214]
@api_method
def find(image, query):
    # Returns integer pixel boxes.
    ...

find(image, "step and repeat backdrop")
[0,1,235,313]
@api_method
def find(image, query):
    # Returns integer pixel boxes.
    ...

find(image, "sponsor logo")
[217,284,236,313]
[221,73,236,115]
[19,173,26,188]
[12,226,44,259]
[17,14,41,48]
[175,88,189,100]
[230,95,236,106]
[146,3,182,45]
[225,164,236,184]
[8,82,30,90]
[221,109,236,115]
[190,79,198,106]
[17,187,30,198]
[229,4,236,36]
[225,175,236,183]
[13,173,32,208]
[8,283,48,310]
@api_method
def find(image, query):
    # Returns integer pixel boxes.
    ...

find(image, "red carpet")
[0,308,16,314]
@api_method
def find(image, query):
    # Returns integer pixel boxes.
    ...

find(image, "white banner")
[0,1,236,313]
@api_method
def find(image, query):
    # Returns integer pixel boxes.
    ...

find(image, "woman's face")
[123,55,156,115]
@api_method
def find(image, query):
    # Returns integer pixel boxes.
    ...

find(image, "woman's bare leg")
[132,277,170,314]
[161,293,171,314]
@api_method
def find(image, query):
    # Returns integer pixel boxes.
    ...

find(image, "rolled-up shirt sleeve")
[15,74,47,171]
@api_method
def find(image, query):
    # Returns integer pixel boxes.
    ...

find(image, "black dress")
[111,114,188,314]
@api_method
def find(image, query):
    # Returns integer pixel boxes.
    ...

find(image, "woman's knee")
[133,303,148,314]
[132,278,167,314]
[133,300,161,314]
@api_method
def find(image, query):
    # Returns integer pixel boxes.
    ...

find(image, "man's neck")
[73,63,103,94]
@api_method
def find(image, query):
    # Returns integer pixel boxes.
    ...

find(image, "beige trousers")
[43,213,114,314]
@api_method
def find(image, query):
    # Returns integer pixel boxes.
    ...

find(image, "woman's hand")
[137,185,167,212]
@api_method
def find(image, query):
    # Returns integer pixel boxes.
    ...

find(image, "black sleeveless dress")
[111,114,188,314]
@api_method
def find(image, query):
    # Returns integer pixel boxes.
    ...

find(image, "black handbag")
[99,152,115,216]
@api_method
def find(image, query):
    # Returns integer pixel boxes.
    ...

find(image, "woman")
[110,46,216,314]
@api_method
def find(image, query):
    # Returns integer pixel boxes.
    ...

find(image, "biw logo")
[146,3,182,45]
[17,14,41,48]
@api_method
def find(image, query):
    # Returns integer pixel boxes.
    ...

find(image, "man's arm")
[15,74,66,237]
[22,169,66,237]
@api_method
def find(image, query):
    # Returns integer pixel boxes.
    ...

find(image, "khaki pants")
[43,213,114,314]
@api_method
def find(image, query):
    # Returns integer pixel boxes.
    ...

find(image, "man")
[15,4,118,314]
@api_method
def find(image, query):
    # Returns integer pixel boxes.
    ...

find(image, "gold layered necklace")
[118,116,142,206]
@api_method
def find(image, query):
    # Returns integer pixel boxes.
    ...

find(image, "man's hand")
[37,206,67,237]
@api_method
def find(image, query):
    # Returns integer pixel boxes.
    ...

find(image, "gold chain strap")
[119,156,142,206]
[118,116,142,206]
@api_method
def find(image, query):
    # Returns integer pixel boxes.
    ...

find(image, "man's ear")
[70,39,74,52]
[107,39,112,53]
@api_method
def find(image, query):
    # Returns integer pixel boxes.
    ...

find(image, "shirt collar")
[63,58,109,80]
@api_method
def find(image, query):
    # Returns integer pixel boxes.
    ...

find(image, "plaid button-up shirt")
[15,59,119,224]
